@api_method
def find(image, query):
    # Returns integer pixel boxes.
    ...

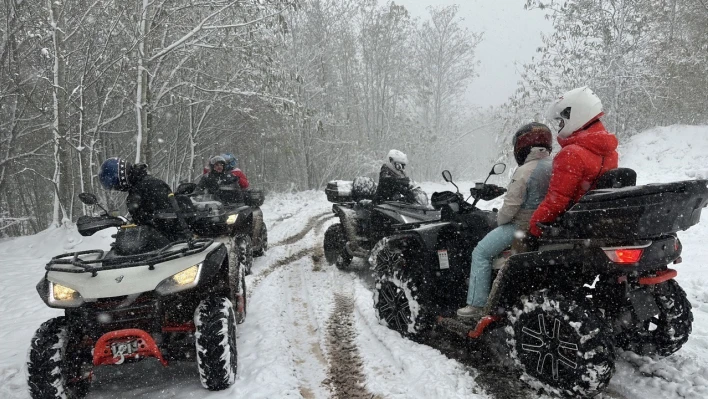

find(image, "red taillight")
[604,248,643,264]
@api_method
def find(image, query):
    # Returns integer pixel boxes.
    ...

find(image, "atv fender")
[200,243,228,283]
[231,208,254,235]
[332,204,359,242]
[487,248,583,310]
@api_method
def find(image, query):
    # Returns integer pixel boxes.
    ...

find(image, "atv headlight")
[226,214,238,225]
[46,282,84,307]
[156,263,203,295]
[53,283,77,300]
[172,265,200,285]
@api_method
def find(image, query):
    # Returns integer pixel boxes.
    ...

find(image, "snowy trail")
[3,126,708,399]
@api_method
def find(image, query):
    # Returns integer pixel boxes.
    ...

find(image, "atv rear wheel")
[372,241,431,338]
[236,234,254,275]
[505,290,615,398]
[616,279,693,357]
[253,223,268,257]
[194,297,238,391]
[324,223,346,264]
[27,317,91,399]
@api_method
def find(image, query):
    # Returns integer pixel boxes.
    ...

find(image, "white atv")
[26,193,244,398]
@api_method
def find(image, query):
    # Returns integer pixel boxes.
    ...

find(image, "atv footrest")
[436,315,501,339]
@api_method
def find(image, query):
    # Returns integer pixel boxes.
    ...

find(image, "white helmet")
[547,86,603,138]
[387,149,408,172]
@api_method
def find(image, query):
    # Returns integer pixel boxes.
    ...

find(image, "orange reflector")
[604,248,643,264]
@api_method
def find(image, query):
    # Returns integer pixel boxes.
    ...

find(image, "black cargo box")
[326,180,354,203]
[555,179,708,239]
[244,188,265,207]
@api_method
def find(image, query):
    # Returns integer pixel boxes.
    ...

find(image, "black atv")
[323,176,440,269]
[371,165,707,398]
[27,193,244,398]
[175,182,268,275]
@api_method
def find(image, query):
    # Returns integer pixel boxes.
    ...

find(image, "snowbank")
[619,124,708,184]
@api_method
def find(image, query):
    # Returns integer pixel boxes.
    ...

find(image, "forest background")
[1,0,706,236]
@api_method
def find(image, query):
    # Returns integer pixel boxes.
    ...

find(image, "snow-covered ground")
[2,125,708,399]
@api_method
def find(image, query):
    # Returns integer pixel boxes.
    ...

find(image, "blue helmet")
[221,153,238,170]
[99,157,131,191]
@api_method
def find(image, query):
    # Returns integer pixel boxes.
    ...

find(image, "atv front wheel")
[372,242,431,338]
[324,223,346,264]
[236,234,254,275]
[616,279,693,357]
[505,291,615,398]
[194,297,238,391]
[235,264,247,324]
[253,223,268,257]
[27,317,91,399]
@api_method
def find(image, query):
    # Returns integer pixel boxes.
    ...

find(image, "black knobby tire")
[324,223,346,264]
[504,291,615,398]
[194,297,238,391]
[235,264,247,324]
[27,317,90,399]
[372,240,431,338]
[616,279,693,357]
[236,234,254,275]
[253,223,268,257]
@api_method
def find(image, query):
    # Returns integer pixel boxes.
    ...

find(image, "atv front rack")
[45,238,214,276]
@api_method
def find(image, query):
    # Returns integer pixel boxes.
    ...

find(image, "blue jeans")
[466,224,517,307]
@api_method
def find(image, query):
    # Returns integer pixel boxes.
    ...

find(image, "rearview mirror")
[78,192,99,205]
[175,182,197,195]
[442,170,453,182]
[490,163,506,175]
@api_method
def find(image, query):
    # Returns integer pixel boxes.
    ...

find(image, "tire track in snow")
[270,211,333,247]
[249,213,335,296]
[324,293,375,399]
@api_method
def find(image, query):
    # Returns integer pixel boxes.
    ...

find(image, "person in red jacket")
[528,86,619,238]
[202,153,249,189]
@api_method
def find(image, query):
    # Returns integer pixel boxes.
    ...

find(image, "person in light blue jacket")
[457,123,554,319]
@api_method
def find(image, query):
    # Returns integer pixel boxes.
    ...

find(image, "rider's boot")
[456,305,485,319]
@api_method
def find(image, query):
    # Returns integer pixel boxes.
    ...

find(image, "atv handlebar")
[470,183,506,201]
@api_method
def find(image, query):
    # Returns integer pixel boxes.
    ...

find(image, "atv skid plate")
[436,315,500,339]
[93,329,167,367]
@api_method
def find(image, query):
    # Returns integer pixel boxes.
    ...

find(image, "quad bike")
[323,176,440,270]
[26,192,245,398]
[370,164,708,398]
[175,181,268,275]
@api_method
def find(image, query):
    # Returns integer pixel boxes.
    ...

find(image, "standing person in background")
[527,86,619,240]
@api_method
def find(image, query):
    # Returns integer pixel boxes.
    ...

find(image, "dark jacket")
[529,121,619,236]
[374,164,412,203]
[126,175,174,226]
[198,171,244,204]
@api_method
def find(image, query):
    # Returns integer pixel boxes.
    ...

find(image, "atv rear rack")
[45,238,214,276]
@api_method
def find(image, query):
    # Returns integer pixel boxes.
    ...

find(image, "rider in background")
[527,86,618,239]
[202,153,249,189]
[457,123,553,319]
[98,157,182,239]
[374,149,414,203]
[221,153,249,189]
[197,155,244,204]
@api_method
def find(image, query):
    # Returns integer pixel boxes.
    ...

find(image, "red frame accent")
[638,269,677,285]
[162,322,195,333]
[468,316,501,339]
[93,329,167,367]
